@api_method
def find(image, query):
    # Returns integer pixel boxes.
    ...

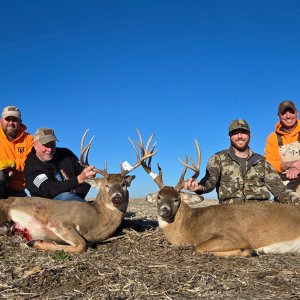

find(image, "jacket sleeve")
[263,160,294,203]
[265,132,281,172]
[25,166,80,199]
[67,151,91,198]
[198,154,221,193]
[25,149,90,199]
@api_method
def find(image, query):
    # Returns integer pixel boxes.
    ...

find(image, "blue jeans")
[53,192,86,202]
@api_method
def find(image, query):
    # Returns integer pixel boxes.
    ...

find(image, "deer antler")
[121,129,159,176]
[128,129,164,189]
[80,129,94,167]
[79,129,108,177]
[175,139,201,191]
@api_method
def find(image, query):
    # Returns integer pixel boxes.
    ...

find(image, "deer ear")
[146,191,159,205]
[180,192,204,206]
[85,178,102,189]
[124,175,135,187]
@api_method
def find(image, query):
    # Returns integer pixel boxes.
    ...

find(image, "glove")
[0,159,15,170]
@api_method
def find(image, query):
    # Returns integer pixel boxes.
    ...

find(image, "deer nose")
[159,205,171,218]
[112,192,123,205]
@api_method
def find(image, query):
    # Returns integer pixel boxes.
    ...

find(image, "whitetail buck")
[4,129,157,253]
[135,135,300,257]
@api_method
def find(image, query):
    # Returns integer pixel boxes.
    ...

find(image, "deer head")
[136,137,201,222]
[80,129,158,212]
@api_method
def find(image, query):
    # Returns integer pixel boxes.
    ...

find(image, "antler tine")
[141,141,157,168]
[128,137,141,161]
[122,129,159,176]
[136,128,144,149]
[127,129,156,160]
[144,132,155,153]
[126,129,164,188]
[155,163,165,189]
[174,156,188,191]
[134,129,157,158]
[175,139,201,191]
[79,129,108,177]
[79,129,95,167]
[178,139,201,179]
[99,162,108,177]
[92,162,108,177]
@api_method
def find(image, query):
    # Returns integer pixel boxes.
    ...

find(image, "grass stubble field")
[0,198,299,299]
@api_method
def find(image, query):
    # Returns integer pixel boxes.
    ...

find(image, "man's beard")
[4,125,18,140]
[231,139,249,152]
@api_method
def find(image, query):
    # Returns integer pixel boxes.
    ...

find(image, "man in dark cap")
[265,100,300,191]
[185,119,299,205]
[24,127,96,201]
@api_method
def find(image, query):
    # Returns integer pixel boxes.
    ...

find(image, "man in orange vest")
[265,100,300,191]
[0,106,33,198]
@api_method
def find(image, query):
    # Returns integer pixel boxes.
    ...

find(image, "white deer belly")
[10,209,48,240]
[257,237,300,254]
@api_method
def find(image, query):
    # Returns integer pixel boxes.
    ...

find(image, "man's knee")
[53,192,85,202]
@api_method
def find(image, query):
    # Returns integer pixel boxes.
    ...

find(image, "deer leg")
[195,237,257,257]
[28,224,87,253]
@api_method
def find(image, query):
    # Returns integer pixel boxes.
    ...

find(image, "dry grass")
[0,198,299,299]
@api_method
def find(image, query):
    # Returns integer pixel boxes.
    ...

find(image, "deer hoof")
[27,240,35,248]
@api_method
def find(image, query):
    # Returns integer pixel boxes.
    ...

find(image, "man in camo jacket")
[184,119,300,205]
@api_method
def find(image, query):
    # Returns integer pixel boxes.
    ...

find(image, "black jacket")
[24,147,91,199]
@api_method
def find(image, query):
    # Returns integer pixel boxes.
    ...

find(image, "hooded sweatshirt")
[0,124,34,191]
[265,120,300,172]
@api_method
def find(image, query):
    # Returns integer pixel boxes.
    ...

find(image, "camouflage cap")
[229,119,250,134]
[34,128,59,145]
[2,106,21,120]
[278,100,297,114]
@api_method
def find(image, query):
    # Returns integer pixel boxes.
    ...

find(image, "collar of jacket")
[227,146,262,167]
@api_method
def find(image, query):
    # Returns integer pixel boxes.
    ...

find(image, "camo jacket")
[198,146,300,204]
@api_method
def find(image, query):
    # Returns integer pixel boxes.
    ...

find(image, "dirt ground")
[0,198,299,300]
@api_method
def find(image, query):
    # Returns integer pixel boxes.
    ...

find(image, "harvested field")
[0,198,299,299]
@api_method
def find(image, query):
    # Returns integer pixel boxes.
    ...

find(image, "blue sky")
[1,1,299,198]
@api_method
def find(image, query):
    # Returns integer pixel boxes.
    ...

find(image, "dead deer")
[6,129,157,253]
[136,136,300,257]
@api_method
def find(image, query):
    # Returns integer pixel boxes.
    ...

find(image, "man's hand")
[184,178,205,193]
[0,159,15,170]
[77,166,97,184]
[286,167,300,179]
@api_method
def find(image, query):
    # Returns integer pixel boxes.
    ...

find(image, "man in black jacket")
[24,128,96,201]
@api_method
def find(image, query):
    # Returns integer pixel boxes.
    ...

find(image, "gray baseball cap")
[34,128,59,144]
